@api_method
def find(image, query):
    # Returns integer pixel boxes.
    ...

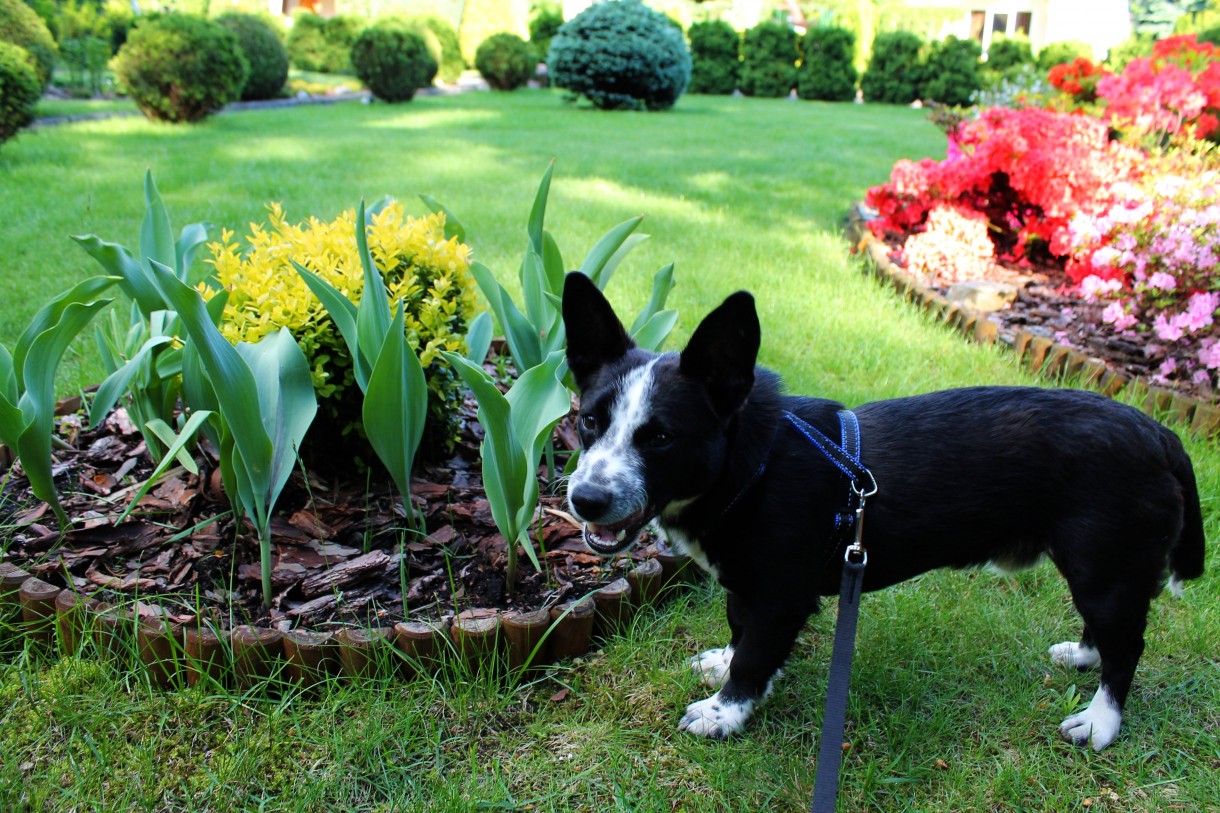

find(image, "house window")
[970,10,986,43]
[1015,11,1032,35]
[992,13,1009,35]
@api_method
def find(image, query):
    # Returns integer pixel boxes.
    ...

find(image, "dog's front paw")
[678,692,753,739]
[1058,688,1122,752]
[689,647,733,689]
[1049,641,1101,670]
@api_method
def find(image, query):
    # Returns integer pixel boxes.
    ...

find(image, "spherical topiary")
[687,19,740,95]
[0,0,57,90]
[350,21,437,103]
[113,14,249,123]
[286,11,328,71]
[475,32,535,90]
[529,3,564,61]
[216,13,288,101]
[396,14,464,83]
[1036,40,1092,72]
[547,0,691,111]
[797,25,858,101]
[320,15,362,73]
[985,34,1033,77]
[740,21,797,98]
[921,35,981,107]
[0,41,40,148]
[861,30,924,104]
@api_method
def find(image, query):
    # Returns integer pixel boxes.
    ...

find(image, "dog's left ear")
[563,271,635,390]
[680,291,760,418]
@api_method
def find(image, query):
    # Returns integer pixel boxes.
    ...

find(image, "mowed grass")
[1,90,1218,812]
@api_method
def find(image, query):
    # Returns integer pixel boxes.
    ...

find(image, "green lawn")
[1,90,1217,812]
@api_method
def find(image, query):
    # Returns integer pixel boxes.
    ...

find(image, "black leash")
[783,410,877,813]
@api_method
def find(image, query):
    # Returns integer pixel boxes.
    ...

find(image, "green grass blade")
[115,410,213,524]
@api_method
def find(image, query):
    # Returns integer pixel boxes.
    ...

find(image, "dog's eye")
[580,413,598,432]
[640,427,672,448]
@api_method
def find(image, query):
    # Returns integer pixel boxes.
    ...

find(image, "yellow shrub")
[205,200,477,454]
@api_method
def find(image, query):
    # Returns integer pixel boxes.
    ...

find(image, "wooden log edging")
[846,204,1220,439]
[2,549,695,690]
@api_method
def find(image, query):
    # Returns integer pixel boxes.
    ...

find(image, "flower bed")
[863,34,1220,409]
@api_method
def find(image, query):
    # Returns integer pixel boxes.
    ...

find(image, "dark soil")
[0,379,655,634]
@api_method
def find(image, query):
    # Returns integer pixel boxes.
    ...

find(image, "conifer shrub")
[0,0,57,90]
[529,2,564,60]
[547,0,690,110]
[216,13,289,101]
[350,20,436,102]
[921,35,982,106]
[861,30,924,103]
[740,20,797,97]
[0,41,40,148]
[797,25,857,101]
[112,14,249,123]
[687,19,740,95]
[475,32,535,90]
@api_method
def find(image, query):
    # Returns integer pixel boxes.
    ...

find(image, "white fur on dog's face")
[568,359,659,526]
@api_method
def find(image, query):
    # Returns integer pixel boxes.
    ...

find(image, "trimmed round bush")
[740,21,798,97]
[687,19,740,95]
[113,14,249,124]
[397,14,463,83]
[0,0,57,90]
[351,21,436,102]
[548,0,691,111]
[287,12,361,73]
[0,41,40,148]
[797,25,858,101]
[475,32,534,90]
[985,34,1033,76]
[216,13,288,101]
[921,35,981,106]
[861,30,924,104]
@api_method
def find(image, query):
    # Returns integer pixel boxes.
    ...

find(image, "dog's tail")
[1166,431,1206,594]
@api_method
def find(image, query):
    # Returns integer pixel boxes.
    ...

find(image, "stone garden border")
[847,204,1220,440]
[0,548,698,689]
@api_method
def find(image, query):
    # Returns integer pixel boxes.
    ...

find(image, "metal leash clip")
[846,481,876,566]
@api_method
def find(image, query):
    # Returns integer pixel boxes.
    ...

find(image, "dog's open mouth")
[581,511,653,555]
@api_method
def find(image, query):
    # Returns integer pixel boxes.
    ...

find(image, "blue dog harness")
[781,409,878,813]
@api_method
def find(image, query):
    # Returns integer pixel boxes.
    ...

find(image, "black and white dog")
[561,272,1205,751]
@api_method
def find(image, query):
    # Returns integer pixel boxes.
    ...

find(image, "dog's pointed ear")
[563,271,635,390]
[680,291,759,417]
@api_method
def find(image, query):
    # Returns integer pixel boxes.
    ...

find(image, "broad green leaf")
[540,309,566,358]
[631,309,679,352]
[13,276,117,390]
[464,311,493,364]
[444,351,528,542]
[419,194,468,243]
[593,232,650,292]
[528,160,556,257]
[579,217,644,288]
[506,350,572,482]
[148,260,273,516]
[89,335,173,428]
[293,260,369,388]
[0,343,15,405]
[0,344,22,448]
[355,200,392,356]
[72,235,163,317]
[176,222,211,283]
[17,298,112,526]
[141,170,177,274]
[116,410,213,525]
[364,303,427,506]
[541,230,566,296]
[630,263,676,335]
[365,195,394,221]
[471,262,542,372]
[520,250,551,329]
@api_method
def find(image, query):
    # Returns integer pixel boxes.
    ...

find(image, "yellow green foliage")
[204,200,477,453]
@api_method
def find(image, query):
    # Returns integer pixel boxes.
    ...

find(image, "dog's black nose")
[570,484,612,521]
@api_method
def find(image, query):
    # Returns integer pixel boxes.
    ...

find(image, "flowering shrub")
[901,204,995,283]
[205,201,477,451]
[1067,158,1220,392]
[1048,56,1107,103]
[866,106,1144,261]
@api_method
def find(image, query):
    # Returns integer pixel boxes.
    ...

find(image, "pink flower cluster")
[1095,35,1220,143]
[866,107,1144,264]
[1069,165,1220,391]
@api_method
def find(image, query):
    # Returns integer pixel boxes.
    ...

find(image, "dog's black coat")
[562,272,1206,747]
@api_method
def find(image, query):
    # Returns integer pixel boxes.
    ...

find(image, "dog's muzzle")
[580,511,652,555]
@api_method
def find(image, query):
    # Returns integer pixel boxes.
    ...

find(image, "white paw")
[1059,687,1122,752]
[1049,641,1101,670]
[678,691,753,739]
[689,646,733,689]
